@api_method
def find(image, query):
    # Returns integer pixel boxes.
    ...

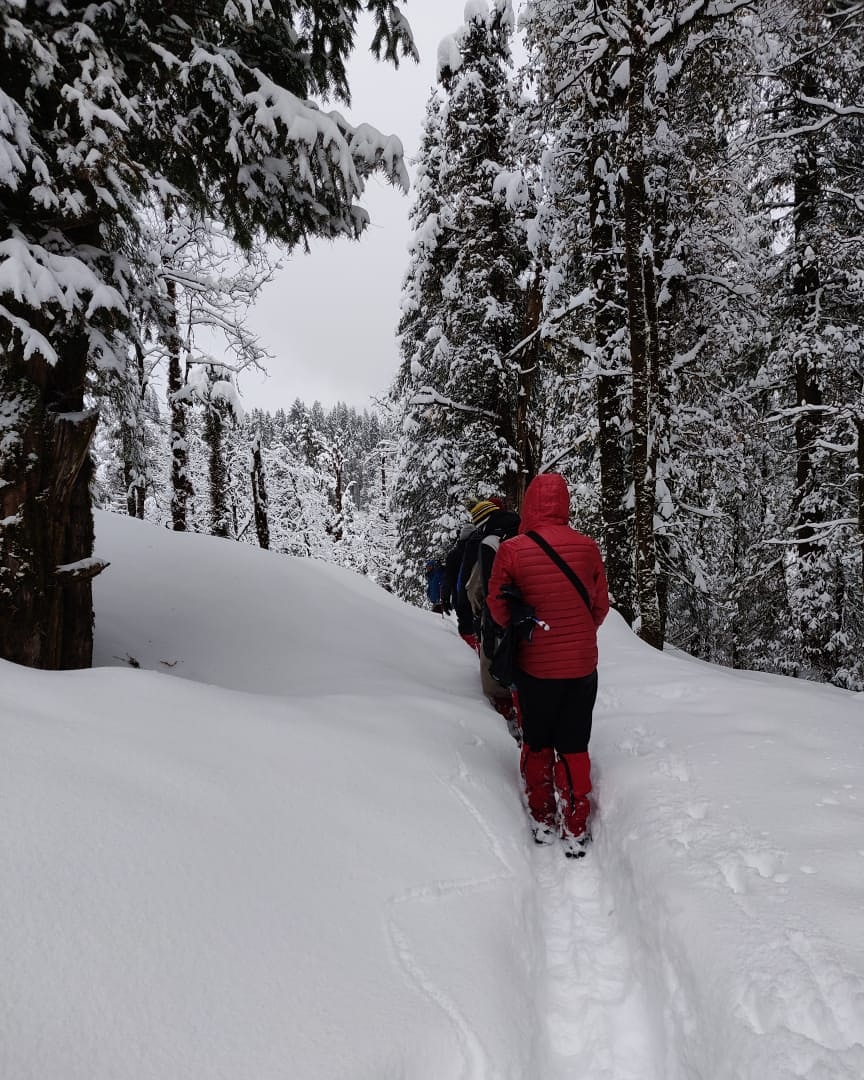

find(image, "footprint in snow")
[717,847,786,894]
[656,756,691,782]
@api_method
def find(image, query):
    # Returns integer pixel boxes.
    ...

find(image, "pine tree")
[755,0,864,685]
[391,89,464,599]
[392,0,534,599]
[437,0,530,505]
[0,1,415,668]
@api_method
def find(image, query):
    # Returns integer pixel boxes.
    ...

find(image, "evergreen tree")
[0,0,415,668]
[392,0,533,599]
[437,0,530,505]
[391,89,463,599]
[754,0,864,685]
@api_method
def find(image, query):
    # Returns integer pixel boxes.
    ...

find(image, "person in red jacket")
[487,473,609,857]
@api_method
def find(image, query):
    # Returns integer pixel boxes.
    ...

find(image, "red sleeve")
[591,543,610,627]
[486,539,515,627]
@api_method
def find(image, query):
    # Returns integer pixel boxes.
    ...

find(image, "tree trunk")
[590,101,635,626]
[624,9,662,649]
[642,243,669,639]
[251,432,271,550]
[0,316,107,668]
[855,415,864,599]
[791,140,823,560]
[122,344,147,519]
[204,398,230,538]
[332,462,344,542]
[514,267,543,508]
[166,279,192,531]
[789,33,827,673]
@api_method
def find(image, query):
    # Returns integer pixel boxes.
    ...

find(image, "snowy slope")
[1,511,862,1080]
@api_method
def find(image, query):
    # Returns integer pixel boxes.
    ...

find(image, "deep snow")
[1,512,862,1079]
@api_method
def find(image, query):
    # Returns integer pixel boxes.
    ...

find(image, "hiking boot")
[562,831,591,859]
[532,823,556,845]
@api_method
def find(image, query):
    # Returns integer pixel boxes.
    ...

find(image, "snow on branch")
[409,386,497,419]
[794,93,864,119]
[671,334,709,372]
[53,556,110,583]
[0,87,33,192]
[500,288,593,362]
[763,519,860,546]
[647,0,753,47]
[0,234,126,321]
[244,71,408,193]
[437,34,464,80]
[752,112,839,145]
[688,274,756,298]
[0,303,57,364]
[0,235,127,366]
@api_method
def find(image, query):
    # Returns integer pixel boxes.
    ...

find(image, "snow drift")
[1,511,862,1079]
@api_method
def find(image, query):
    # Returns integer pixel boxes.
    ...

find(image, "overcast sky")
[238,1,482,414]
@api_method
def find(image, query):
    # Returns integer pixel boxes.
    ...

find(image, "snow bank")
[1,511,862,1079]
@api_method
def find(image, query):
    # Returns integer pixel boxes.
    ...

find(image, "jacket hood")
[519,473,570,532]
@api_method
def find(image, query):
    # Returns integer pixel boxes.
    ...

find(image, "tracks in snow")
[532,847,660,1080]
[384,702,662,1078]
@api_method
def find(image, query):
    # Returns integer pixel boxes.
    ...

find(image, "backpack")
[488,585,540,687]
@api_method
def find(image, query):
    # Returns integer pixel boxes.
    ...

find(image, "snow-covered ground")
[2,512,863,1080]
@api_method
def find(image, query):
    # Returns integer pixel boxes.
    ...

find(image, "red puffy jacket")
[487,473,609,679]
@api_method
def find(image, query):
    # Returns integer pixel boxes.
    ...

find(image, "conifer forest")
[2,1,863,689]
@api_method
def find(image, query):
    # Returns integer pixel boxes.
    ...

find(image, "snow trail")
[5,513,860,1078]
[531,843,661,1079]
[444,697,662,1079]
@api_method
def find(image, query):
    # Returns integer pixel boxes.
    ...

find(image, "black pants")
[515,668,598,754]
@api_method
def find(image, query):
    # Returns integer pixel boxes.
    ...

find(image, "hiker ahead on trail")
[425,558,446,614]
[487,473,609,858]
[443,523,478,646]
[445,499,503,650]
[466,500,521,734]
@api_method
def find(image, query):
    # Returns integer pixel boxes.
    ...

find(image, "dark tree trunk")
[514,267,543,508]
[122,344,147,519]
[590,85,635,626]
[857,414,864,598]
[166,279,192,531]
[791,123,823,560]
[331,463,344,542]
[642,242,668,639]
[789,34,827,673]
[203,398,230,538]
[0,312,107,668]
[624,8,662,649]
[250,433,271,550]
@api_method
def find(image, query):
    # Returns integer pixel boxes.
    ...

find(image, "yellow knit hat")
[470,500,499,525]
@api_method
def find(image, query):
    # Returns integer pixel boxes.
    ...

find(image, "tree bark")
[789,27,827,674]
[122,344,147,519]
[624,9,662,649]
[0,316,105,668]
[791,136,823,560]
[331,462,344,542]
[203,397,230,538]
[166,279,192,531]
[250,433,271,550]
[857,415,864,598]
[514,267,543,508]
[590,88,635,626]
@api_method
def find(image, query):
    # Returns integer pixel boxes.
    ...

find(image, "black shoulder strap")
[526,531,591,612]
